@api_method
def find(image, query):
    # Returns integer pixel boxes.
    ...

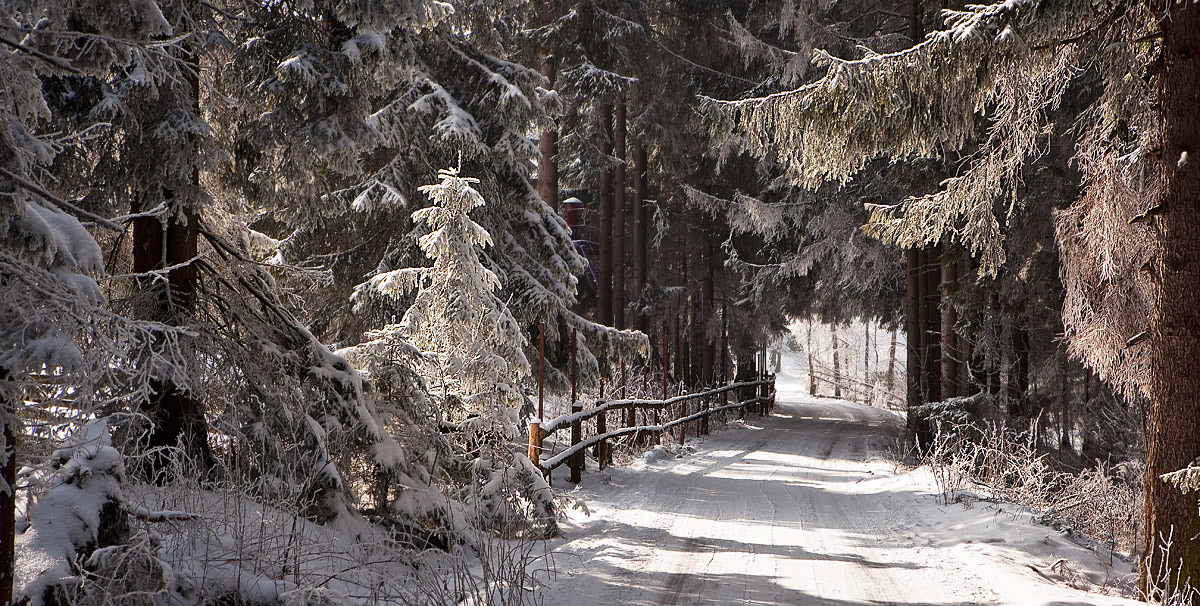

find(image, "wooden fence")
[529,376,776,484]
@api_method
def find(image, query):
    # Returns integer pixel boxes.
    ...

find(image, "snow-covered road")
[540,389,1140,605]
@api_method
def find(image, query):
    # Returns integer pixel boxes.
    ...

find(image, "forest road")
[539,396,1000,606]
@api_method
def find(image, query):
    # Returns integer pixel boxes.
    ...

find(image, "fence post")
[702,394,710,435]
[596,401,609,469]
[570,402,583,484]
[528,421,543,471]
[622,362,631,428]
[678,390,687,444]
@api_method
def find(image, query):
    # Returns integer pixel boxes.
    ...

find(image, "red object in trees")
[563,197,583,237]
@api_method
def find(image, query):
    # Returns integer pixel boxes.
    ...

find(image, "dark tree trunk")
[632,140,649,333]
[863,325,872,405]
[675,316,684,388]
[597,103,614,326]
[1007,325,1030,419]
[1141,4,1200,596]
[1059,354,1070,454]
[679,225,690,386]
[832,323,842,399]
[1,373,15,606]
[959,335,973,394]
[721,299,729,383]
[958,257,973,392]
[886,326,897,396]
[132,47,213,476]
[612,101,627,329]
[940,254,960,399]
[701,231,715,385]
[909,0,923,43]
[922,245,942,404]
[905,249,923,441]
[808,319,818,396]
[538,60,559,212]
[903,0,930,444]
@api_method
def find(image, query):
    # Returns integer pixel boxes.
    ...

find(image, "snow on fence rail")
[529,377,776,484]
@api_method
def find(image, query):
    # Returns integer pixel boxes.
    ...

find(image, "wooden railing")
[529,376,776,484]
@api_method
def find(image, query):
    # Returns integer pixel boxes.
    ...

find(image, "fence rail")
[529,377,776,483]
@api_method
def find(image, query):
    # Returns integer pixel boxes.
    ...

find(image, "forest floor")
[535,370,1142,606]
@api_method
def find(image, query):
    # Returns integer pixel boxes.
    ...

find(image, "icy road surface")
[540,389,1139,605]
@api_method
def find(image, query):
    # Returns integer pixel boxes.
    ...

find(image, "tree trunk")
[832,323,842,399]
[721,299,729,383]
[537,60,559,213]
[676,316,685,388]
[133,45,213,477]
[1141,5,1200,596]
[597,103,613,326]
[886,326,897,396]
[909,0,923,43]
[905,0,928,448]
[808,319,818,396]
[701,228,715,385]
[1059,354,1070,454]
[1,373,15,606]
[632,139,648,334]
[905,249,923,441]
[958,257,973,392]
[863,324,872,405]
[922,245,942,403]
[679,225,690,386]
[940,254,960,399]
[1007,325,1030,419]
[612,100,627,329]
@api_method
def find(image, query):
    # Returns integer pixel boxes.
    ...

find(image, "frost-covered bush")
[16,420,168,606]
[920,417,1142,556]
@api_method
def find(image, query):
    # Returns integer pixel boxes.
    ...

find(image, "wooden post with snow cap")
[528,421,541,470]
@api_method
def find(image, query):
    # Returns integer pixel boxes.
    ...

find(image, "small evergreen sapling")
[357,167,531,445]
[352,166,559,535]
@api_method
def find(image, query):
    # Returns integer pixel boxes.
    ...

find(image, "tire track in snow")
[543,397,992,606]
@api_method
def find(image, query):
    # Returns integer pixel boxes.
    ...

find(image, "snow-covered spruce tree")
[716,0,1198,597]
[356,167,529,444]
[345,167,555,535]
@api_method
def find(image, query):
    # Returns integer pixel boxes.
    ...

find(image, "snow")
[16,420,127,606]
[535,366,1140,605]
[22,200,105,277]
